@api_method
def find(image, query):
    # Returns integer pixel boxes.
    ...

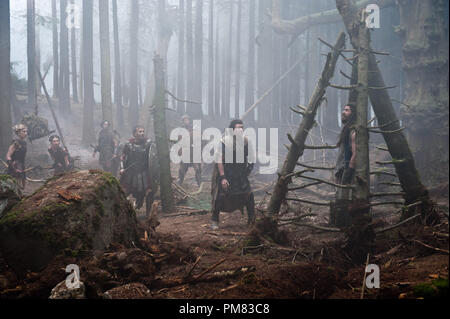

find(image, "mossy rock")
[0,170,138,276]
[0,175,23,219]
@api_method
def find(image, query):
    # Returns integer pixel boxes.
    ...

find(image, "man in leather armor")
[210,119,256,230]
[119,125,155,216]
[177,114,202,187]
[48,135,71,176]
[94,120,118,173]
[5,124,28,189]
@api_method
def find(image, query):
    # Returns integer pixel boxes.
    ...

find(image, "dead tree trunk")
[99,0,113,124]
[267,32,346,216]
[335,0,436,223]
[153,55,175,213]
[353,25,371,215]
[0,0,12,158]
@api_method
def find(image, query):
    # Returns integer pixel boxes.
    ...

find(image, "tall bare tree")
[128,0,139,128]
[244,0,256,123]
[52,0,59,98]
[193,0,203,118]
[99,0,113,124]
[60,0,71,112]
[177,0,186,114]
[185,0,195,117]
[70,0,79,104]
[234,0,242,118]
[82,0,95,145]
[0,0,12,158]
[207,0,213,116]
[214,18,220,118]
[112,0,123,130]
[27,0,36,108]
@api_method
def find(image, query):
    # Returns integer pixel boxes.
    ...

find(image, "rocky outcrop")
[0,170,139,276]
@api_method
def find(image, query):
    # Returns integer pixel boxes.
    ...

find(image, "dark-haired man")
[48,135,71,176]
[210,119,256,230]
[330,103,357,227]
[119,126,155,216]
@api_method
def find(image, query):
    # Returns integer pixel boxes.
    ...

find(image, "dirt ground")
[1,100,448,299]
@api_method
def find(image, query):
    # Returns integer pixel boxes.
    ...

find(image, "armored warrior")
[119,125,155,215]
[210,119,256,230]
[48,135,71,176]
[5,124,28,189]
[93,120,118,173]
[177,114,202,187]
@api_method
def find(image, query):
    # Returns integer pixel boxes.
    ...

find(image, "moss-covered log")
[0,170,139,276]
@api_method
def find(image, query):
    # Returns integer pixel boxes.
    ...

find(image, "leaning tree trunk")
[0,0,12,158]
[267,32,346,216]
[27,0,36,109]
[51,0,59,98]
[397,0,449,187]
[99,0,113,125]
[336,0,435,223]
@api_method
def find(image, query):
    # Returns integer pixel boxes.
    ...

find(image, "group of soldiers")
[3,115,257,230]
[3,102,358,230]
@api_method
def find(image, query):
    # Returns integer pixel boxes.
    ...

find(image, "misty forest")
[0,0,448,299]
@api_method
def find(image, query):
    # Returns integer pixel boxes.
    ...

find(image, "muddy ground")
[0,100,448,299]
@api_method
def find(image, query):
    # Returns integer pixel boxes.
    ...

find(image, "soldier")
[5,124,28,189]
[119,125,155,216]
[330,103,357,227]
[177,114,202,187]
[210,119,256,230]
[48,135,71,176]
[93,120,118,173]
